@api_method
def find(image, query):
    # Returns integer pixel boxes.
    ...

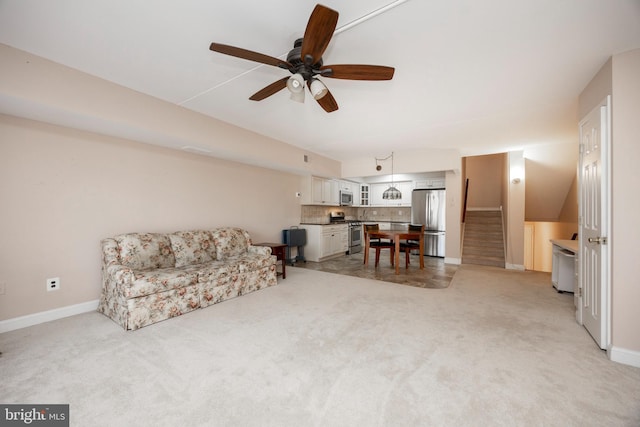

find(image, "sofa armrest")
[248,245,272,256]
[105,264,135,286]
[101,238,121,268]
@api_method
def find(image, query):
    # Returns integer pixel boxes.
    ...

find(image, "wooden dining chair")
[364,224,395,267]
[400,224,424,268]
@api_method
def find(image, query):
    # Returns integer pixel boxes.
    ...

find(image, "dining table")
[364,230,424,274]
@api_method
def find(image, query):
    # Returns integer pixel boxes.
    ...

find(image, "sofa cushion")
[123,266,200,298]
[115,233,176,270]
[210,228,249,260]
[169,231,215,267]
[229,253,275,273]
[197,260,240,284]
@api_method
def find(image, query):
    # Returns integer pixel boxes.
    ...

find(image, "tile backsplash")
[300,205,411,224]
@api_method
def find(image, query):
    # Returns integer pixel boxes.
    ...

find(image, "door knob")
[588,237,607,244]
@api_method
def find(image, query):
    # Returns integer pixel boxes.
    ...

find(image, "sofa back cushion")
[169,230,215,267]
[210,228,250,260]
[114,233,175,270]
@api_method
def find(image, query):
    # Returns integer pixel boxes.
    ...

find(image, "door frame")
[578,95,612,350]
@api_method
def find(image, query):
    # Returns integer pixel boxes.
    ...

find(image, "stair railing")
[462,178,469,223]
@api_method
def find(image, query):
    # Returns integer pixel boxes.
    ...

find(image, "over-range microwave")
[340,190,353,206]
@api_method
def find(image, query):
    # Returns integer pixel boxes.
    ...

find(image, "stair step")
[462,256,505,268]
[466,210,502,216]
[465,216,502,223]
[462,245,504,255]
[462,210,505,268]
[465,221,502,227]
[463,238,503,247]
[464,230,503,239]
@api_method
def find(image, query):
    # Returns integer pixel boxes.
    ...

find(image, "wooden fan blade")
[249,77,289,101]
[210,43,292,70]
[301,5,339,66]
[307,80,338,112]
[319,64,395,80]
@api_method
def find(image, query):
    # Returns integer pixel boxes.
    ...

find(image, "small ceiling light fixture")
[376,152,402,200]
[309,78,328,100]
[287,73,305,103]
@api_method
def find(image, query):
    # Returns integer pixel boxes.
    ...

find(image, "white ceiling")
[1,0,639,163]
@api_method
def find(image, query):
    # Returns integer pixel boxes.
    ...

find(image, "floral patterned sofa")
[98,228,277,330]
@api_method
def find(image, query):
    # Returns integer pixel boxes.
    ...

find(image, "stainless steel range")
[329,212,362,255]
[348,221,363,254]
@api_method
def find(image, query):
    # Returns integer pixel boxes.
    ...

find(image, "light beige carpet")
[1,265,639,426]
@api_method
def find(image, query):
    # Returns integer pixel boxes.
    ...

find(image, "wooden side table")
[254,243,287,279]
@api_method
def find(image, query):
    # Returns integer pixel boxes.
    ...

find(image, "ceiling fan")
[209,4,395,113]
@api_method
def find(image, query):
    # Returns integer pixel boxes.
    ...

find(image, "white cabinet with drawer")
[303,224,348,262]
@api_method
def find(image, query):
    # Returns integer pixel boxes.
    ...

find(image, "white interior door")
[578,96,610,350]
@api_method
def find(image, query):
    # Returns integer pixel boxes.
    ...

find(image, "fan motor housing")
[287,38,323,78]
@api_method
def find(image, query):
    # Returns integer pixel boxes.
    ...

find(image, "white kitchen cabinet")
[327,180,339,205]
[398,181,414,206]
[359,184,369,206]
[300,176,339,205]
[370,181,413,206]
[415,179,446,189]
[303,224,348,262]
[370,183,386,206]
[338,180,353,192]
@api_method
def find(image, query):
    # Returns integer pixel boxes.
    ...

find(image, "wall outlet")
[46,277,60,292]
[0,281,5,295]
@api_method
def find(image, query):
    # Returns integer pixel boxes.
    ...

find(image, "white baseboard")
[506,263,525,271]
[609,346,640,368]
[444,257,461,265]
[0,300,99,334]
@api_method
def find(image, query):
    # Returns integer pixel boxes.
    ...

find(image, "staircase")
[462,210,505,268]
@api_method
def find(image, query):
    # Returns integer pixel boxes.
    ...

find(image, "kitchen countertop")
[300,222,348,226]
[299,221,411,226]
[551,239,579,253]
[363,221,410,224]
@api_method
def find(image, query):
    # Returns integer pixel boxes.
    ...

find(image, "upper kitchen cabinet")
[360,184,370,206]
[415,179,446,189]
[370,181,413,206]
[300,175,339,205]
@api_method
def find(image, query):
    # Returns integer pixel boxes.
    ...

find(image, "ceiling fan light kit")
[209,4,395,112]
[290,89,305,103]
[309,78,328,100]
[287,74,305,92]
[286,73,305,102]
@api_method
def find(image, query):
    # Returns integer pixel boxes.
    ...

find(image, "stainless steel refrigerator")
[411,189,446,257]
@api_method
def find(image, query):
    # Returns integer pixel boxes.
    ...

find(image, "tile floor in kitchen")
[290,249,458,289]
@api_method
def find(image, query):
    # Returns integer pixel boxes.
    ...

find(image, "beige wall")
[445,169,462,262]
[579,48,640,357]
[0,44,341,179]
[610,49,640,355]
[505,151,525,269]
[341,148,461,178]
[558,172,579,222]
[0,115,302,320]
[464,153,505,208]
[525,222,578,272]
